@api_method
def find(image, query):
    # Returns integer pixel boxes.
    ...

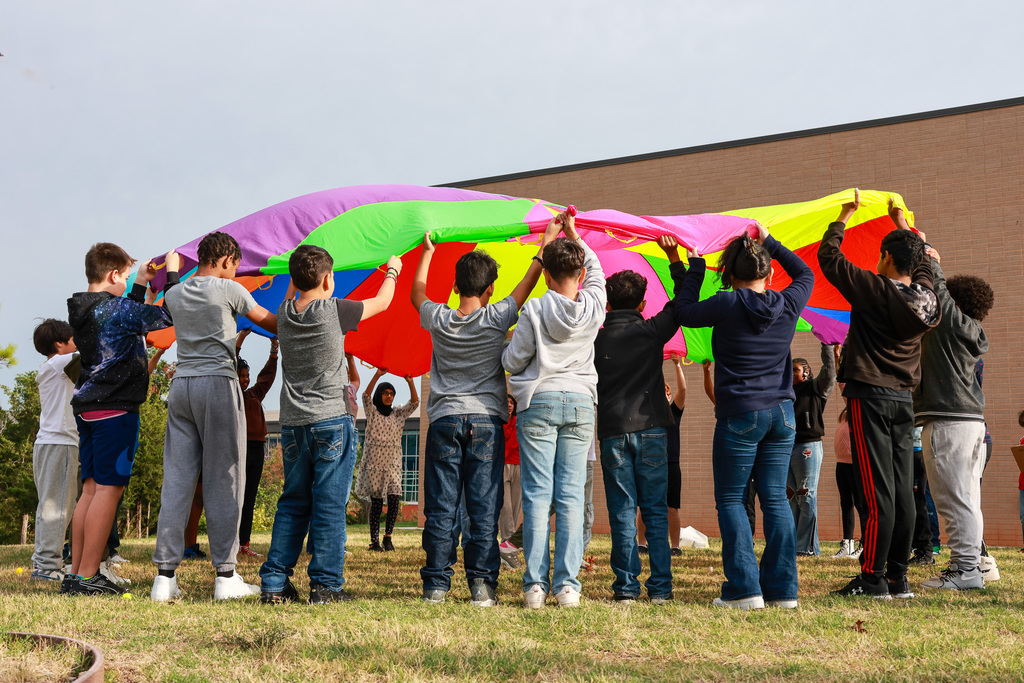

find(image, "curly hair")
[719,235,771,290]
[197,232,242,268]
[606,270,648,310]
[945,274,994,322]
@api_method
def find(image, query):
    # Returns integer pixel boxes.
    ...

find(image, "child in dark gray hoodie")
[503,211,606,609]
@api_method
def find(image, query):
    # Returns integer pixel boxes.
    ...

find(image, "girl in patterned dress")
[356,368,419,552]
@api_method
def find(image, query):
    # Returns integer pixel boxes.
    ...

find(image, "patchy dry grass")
[3,529,1024,681]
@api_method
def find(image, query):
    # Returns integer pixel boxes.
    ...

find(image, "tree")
[0,304,16,369]
[0,371,40,543]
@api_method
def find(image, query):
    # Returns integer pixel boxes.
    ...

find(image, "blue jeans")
[788,440,823,555]
[713,401,798,602]
[259,415,356,592]
[420,414,504,592]
[518,392,595,594]
[600,428,672,598]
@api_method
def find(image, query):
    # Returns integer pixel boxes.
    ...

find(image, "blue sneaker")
[182,544,208,561]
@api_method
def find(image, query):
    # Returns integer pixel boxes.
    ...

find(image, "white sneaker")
[523,584,547,609]
[832,539,857,559]
[767,599,798,609]
[554,585,581,608]
[107,553,129,564]
[99,560,131,586]
[712,595,765,610]
[151,574,182,602]
[980,555,1000,582]
[214,572,261,600]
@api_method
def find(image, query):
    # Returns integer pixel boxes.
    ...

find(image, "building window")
[401,432,420,503]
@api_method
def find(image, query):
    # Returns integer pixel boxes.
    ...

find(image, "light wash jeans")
[788,440,823,555]
[517,392,595,595]
[920,420,986,569]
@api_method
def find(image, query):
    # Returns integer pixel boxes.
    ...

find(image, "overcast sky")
[3,1,1023,408]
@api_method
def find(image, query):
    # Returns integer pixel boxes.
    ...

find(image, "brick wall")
[417,103,1024,547]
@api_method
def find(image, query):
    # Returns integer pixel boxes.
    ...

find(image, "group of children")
[29,191,1002,608]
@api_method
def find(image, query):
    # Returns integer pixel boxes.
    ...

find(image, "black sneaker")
[671,547,682,557]
[260,580,300,605]
[637,544,648,556]
[886,575,915,599]
[831,575,891,599]
[367,541,384,553]
[909,550,935,566]
[308,584,354,604]
[59,573,80,595]
[65,573,127,596]
[382,537,396,552]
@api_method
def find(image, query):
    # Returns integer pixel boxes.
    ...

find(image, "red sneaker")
[238,544,262,558]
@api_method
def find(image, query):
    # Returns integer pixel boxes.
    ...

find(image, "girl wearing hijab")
[356,368,419,552]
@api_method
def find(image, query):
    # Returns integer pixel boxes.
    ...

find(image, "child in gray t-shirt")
[411,217,562,606]
[259,244,402,604]
[152,232,278,603]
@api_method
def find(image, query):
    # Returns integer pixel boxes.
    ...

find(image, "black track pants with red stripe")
[848,397,916,581]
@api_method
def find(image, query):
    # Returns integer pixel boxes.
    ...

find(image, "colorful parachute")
[142,185,912,376]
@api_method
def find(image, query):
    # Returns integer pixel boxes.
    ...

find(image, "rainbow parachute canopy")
[143,185,911,376]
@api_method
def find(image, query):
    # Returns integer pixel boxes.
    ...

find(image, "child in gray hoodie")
[502,211,606,609]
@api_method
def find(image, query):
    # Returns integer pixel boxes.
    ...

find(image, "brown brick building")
[417,97,1024,548]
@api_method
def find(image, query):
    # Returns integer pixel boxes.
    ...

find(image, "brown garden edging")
[7,632,104,682]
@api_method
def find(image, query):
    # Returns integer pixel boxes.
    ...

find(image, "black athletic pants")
[848,397,915,582]
[835,462,866,540]
[238,440,266,545]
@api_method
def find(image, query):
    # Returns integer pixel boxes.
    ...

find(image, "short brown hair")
[289,245,334,291]
[33,318,74,356]
[197,232,242,268]
[85,243,135,283]
[543,237,586,282]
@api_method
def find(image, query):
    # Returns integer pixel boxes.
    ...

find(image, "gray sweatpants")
[153,376,246,573]
[31,443,79,572]
[921,420,987,570]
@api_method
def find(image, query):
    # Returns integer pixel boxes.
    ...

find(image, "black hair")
[237,357,250,373]
[85,243,135,283]
[792,357,811,380]
[1018,408,1024,430]
[197,232,242,268]
[946,274,995,322]
[33,318,74,356]
[543,237,586,282]
[454,250,499,298]
[289,245,334,292]
[507,393,518,419]
[879,229,925,276]
[606,270,647,310]
[719,235,771,290]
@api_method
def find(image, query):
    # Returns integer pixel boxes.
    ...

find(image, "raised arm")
[702,360,716,406]
[762,230,813,311]
[674,256,721,327]
[817,189,880,306]
[405,374,419,405]
[362,255,402,321]
[562,213,605,306]
[670,352,686,409]
[411,233,434,312]
[147,346,166,375]
[501,315,537,376]
[363,367,386,399]
[510,213,564,309]
[813,342,837,399]
[345,352,361,395]
[250,337,279,401]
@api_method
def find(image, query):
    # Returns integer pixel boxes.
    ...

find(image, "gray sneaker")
[921,563,984,591]
[500,551,522,571]
[469,578,497,607]
[422,588,447,604]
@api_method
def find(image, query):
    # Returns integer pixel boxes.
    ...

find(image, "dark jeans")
[912,448,932,556]
[420,414,504,592]
[239,440,266,545]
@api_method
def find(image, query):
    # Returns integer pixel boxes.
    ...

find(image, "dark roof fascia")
[441,96,1024,188]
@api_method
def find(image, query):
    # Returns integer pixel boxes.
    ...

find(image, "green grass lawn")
[3,528,1024,682]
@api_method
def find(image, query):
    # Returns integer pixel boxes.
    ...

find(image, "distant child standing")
[64,244,175,595]
[151,233,279,602]
[356,368,419,553]
[259,245,401,604]
[234,329,279,558]
[503,210,606,609]
[30,319,80,582]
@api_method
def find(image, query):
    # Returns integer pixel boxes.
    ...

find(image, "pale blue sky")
[3,0,1023,408]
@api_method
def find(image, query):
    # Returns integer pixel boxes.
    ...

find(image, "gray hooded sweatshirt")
[502,241,606,411]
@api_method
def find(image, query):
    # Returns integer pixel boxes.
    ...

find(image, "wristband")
[532,255,544,266]
[385,273,398,282]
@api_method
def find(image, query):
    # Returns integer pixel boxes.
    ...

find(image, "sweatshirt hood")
[734,288,786,335]
[537,290,597,343]
[67,292,112,329]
